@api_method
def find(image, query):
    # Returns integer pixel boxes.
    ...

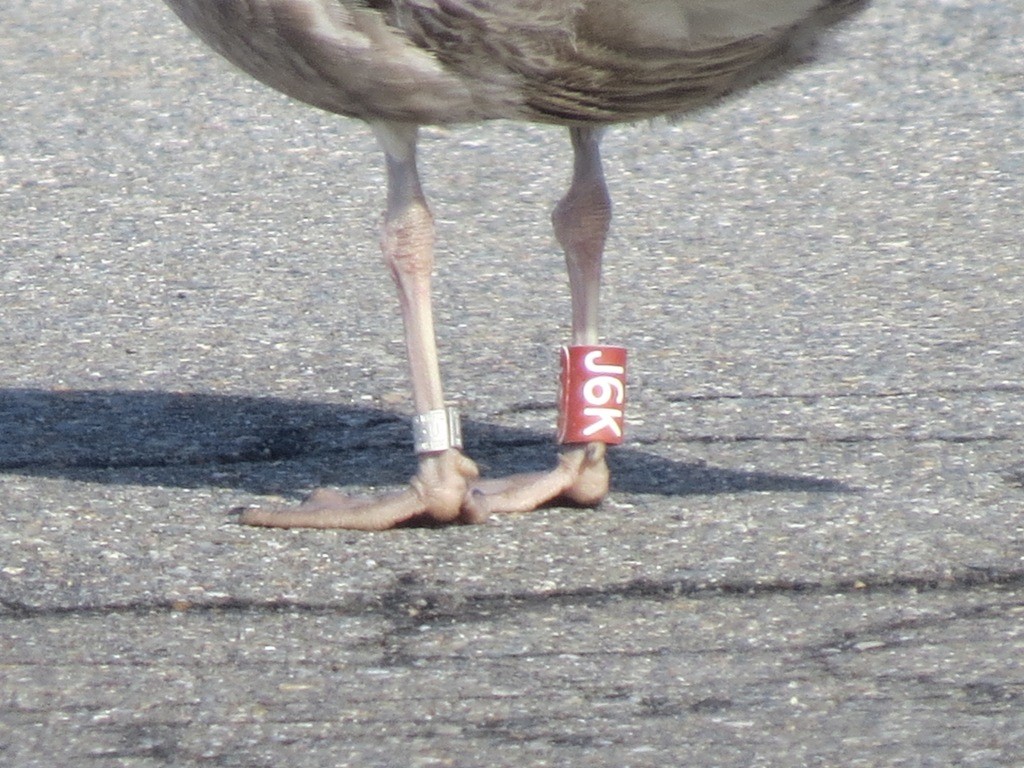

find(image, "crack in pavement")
[5,566,1024,625]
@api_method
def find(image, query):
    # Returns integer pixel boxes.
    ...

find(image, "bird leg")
[240,125,615,529]
[460,126,615,519]
[240,123,479,529]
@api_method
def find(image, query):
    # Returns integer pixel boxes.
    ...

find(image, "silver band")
[412,407,463,454]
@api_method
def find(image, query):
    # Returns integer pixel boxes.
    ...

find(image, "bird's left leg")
[239,123,479,529]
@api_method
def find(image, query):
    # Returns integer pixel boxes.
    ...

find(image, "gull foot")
[464,442,609,518]
[234,443,609,530]
[237,449,480,530]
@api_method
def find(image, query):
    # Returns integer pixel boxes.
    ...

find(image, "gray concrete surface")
[2,0,1023,765]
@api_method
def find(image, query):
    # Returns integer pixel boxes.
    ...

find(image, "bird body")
[161,0,869,529]
[165,0,866,125]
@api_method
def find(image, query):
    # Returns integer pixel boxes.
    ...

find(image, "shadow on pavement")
[0,388,851,497]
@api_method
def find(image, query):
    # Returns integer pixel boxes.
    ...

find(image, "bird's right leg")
[462,126,616,517]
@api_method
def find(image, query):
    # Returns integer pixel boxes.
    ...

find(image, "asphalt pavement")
[2,1,1023,765]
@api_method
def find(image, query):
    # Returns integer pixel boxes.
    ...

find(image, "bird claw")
[235,445,609,530]
[463,442,609,518]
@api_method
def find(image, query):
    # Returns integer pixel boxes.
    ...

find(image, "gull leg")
[554,126,614,502]
[465,126,613,516]
[240,123,478,529]
[240,125,615,527]
[558,126,611,350]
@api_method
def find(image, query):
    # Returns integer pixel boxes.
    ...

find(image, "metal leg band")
[412,407,463,454]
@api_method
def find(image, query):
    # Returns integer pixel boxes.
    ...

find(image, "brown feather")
[164,0,869,125]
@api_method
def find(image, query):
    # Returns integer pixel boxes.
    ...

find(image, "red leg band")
[557,345,627,445]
